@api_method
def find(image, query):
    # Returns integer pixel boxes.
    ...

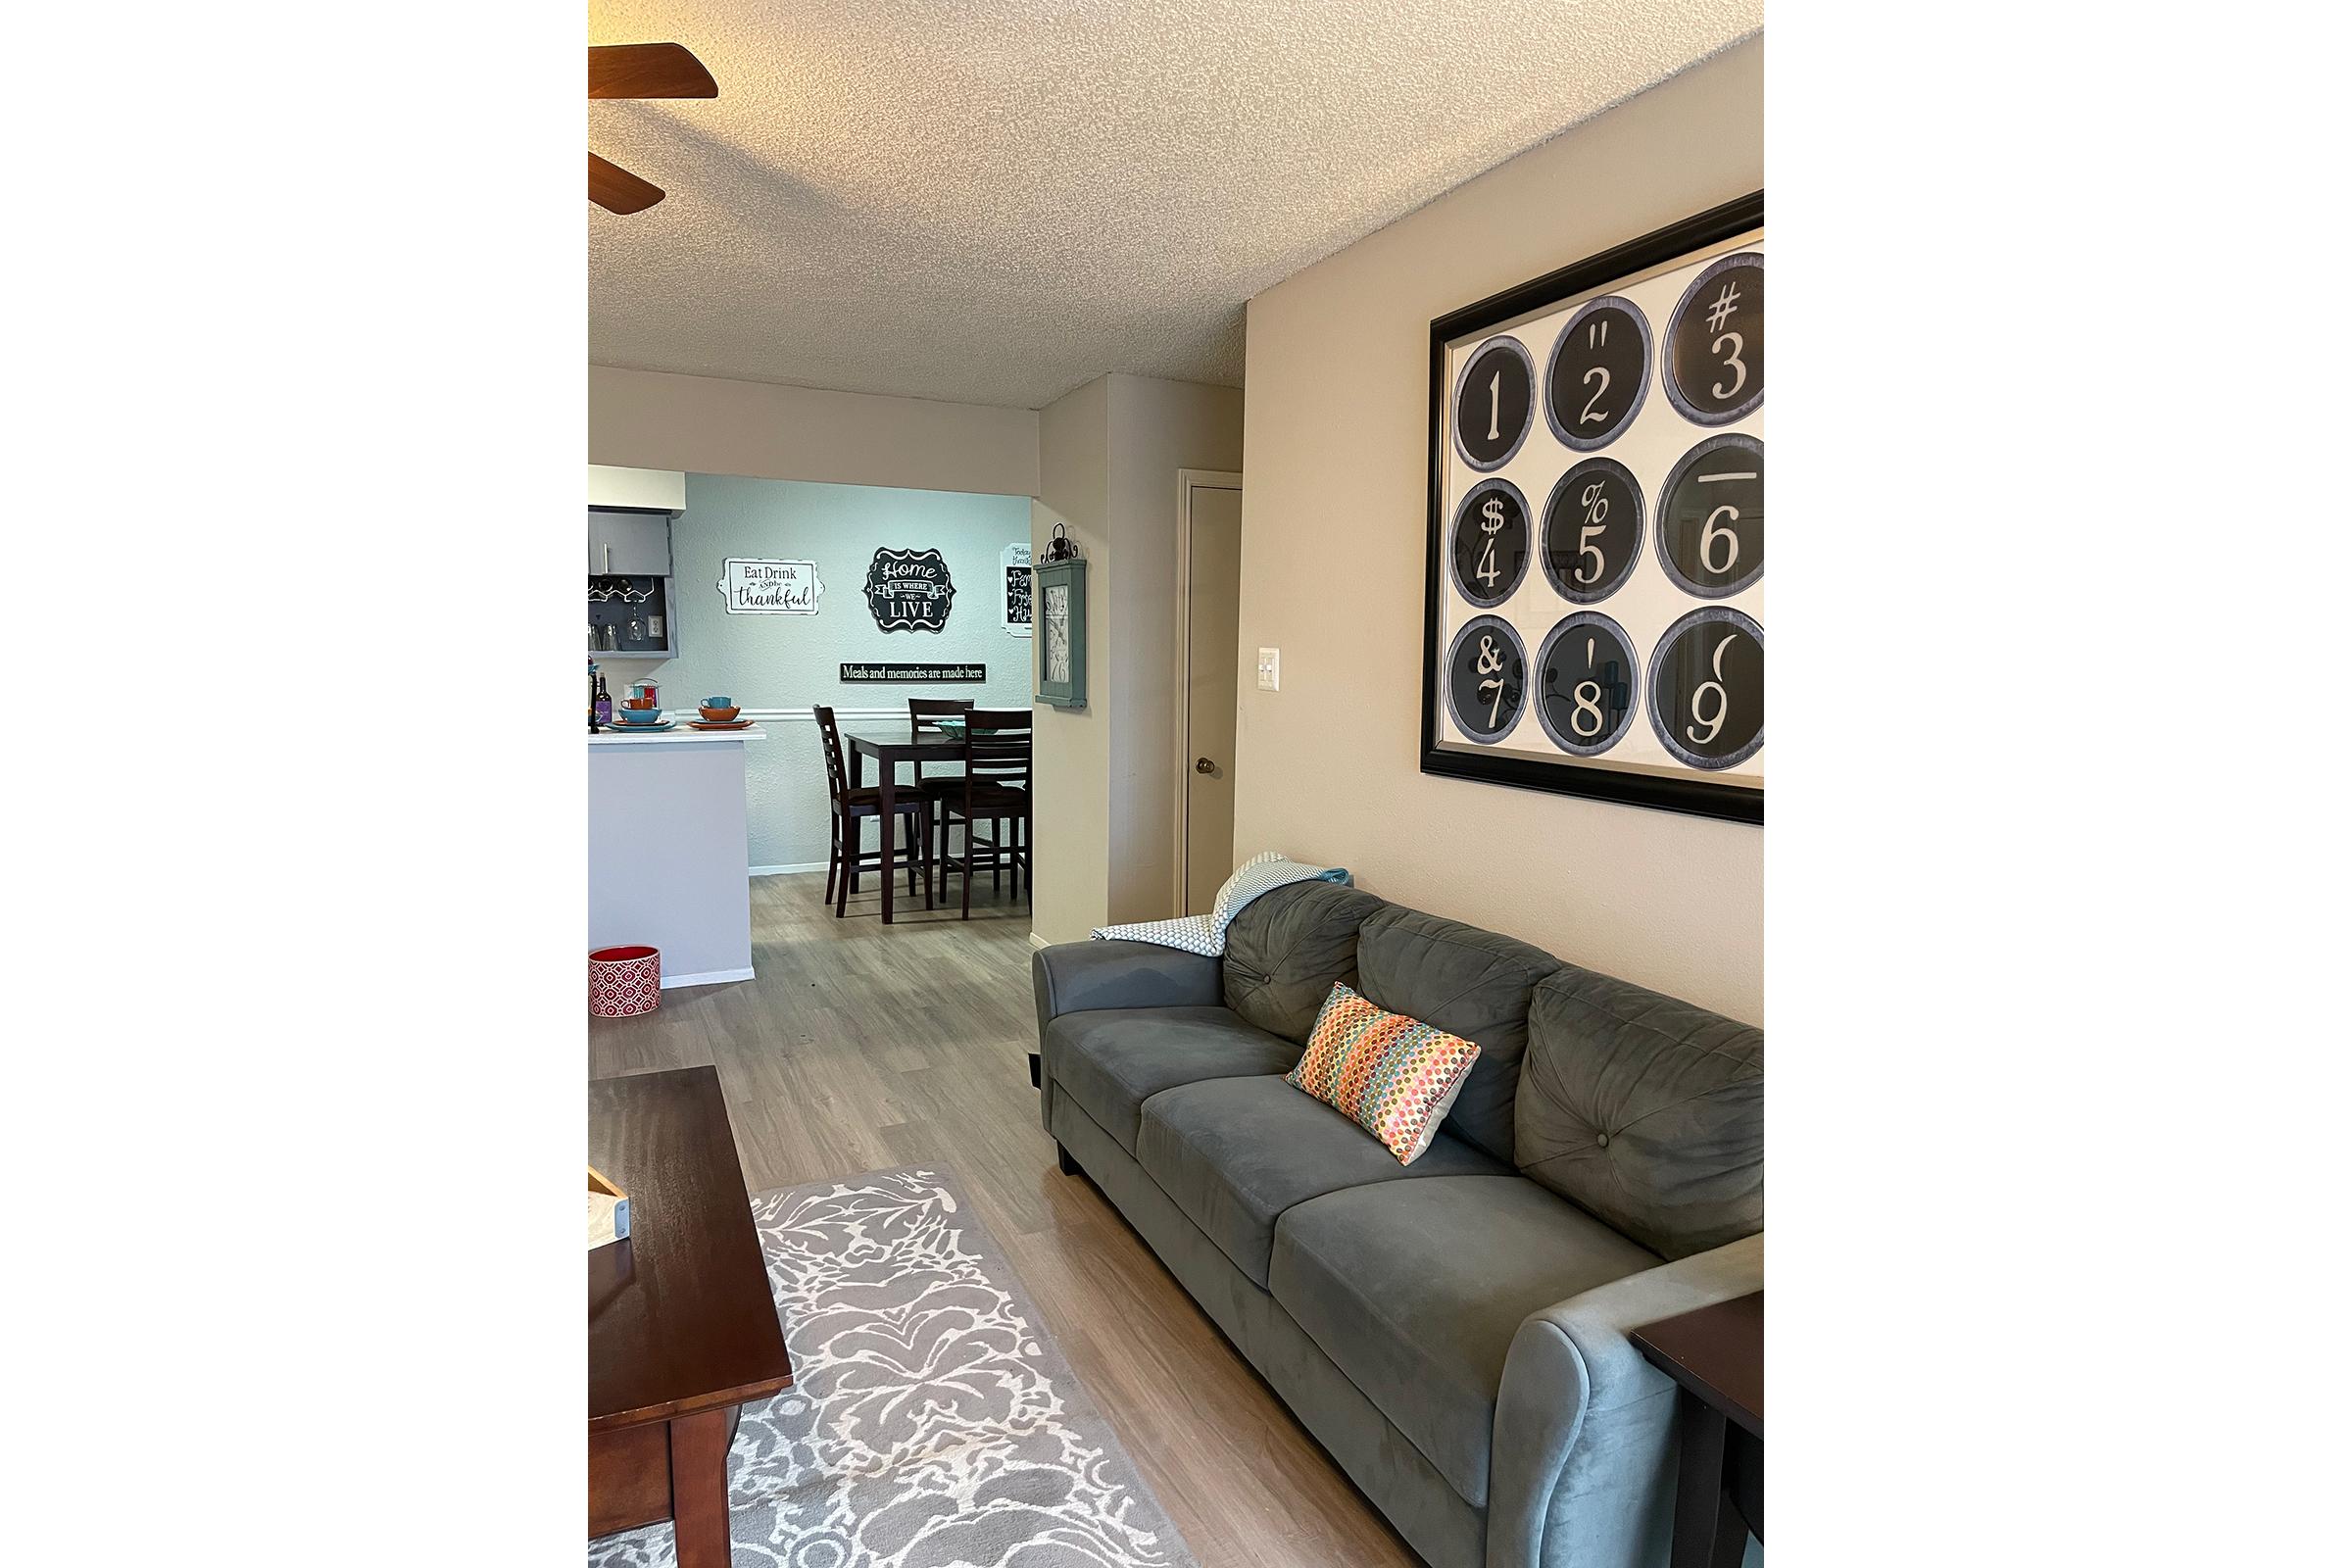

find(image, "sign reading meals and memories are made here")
[838,662,986,683]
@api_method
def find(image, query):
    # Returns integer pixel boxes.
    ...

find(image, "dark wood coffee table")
[1632,1291,1762,1568]
[589,1067,794,1566]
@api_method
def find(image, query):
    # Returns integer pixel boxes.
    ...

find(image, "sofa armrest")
[1030,941,1222,1037]
[1032,941,1224,1143]
[1488,1232,1763,1568]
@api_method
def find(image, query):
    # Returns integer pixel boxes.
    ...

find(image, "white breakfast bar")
[588,725,766,988]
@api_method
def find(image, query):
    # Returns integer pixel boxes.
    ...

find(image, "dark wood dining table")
[838,724,969,924]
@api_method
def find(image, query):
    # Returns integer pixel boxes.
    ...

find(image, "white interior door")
[1183,481,1244,914]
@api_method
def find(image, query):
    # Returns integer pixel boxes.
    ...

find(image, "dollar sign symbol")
[1475,497,1508,588]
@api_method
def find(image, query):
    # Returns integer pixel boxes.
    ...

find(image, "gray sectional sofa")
[1033,881,1763,1568]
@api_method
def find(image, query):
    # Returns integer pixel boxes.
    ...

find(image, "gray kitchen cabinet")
[588,509,673,576]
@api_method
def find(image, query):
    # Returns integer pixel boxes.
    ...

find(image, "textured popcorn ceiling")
[588,1,1761,410]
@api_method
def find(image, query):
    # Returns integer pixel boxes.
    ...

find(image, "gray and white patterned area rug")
[589,1166,1198,1568]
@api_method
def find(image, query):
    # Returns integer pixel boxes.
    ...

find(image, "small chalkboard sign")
[1003,542,1033,638]
[839,662,986,683]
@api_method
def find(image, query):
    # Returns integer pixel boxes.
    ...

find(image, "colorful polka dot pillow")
[1286,982,1483,1164]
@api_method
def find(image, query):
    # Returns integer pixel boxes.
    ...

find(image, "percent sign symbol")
[1574,481,1609,585]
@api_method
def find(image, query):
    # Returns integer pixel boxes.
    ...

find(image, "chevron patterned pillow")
[1287,982,1482,1164]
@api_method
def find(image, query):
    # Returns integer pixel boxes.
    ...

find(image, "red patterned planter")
[589,945,662,1018]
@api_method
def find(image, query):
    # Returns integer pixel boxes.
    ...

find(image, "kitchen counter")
[589,725,768,989]
[589,723,768,747]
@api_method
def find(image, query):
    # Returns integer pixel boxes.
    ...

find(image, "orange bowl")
[699,705,740,722]
[622,698,656,710]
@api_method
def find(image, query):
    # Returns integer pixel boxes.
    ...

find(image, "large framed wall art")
[1421,192,1762,824]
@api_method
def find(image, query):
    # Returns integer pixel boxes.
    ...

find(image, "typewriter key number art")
[1424,198,1762,822]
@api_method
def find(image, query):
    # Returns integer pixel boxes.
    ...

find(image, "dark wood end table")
[590,1067,794,1566]
[1632,1290,1762,1568]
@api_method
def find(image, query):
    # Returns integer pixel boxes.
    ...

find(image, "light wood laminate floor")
[588,870,1423,1568]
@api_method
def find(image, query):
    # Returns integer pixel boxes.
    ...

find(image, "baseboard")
[750,861,829,876]
[1028,931,1053,950]
[661,966,755,989]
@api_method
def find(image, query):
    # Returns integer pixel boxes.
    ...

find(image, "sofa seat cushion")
[1046,1006,1300,1155]
[1269,1175,1659,1507]
[1137,1075,1506,1289]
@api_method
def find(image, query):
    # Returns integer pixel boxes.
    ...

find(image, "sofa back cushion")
[1515,966,1763,1259]
[1352,905,1561,1163]
[1222,880,1387,1044]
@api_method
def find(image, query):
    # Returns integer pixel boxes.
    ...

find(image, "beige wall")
[1102,375,1246,924]
[1031,373,1245,944]
[1232,39,1763,1023]
[590,366,1039,497]
[1031,378,1114,943]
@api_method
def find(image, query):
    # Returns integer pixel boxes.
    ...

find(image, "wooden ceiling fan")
[589,43,717,215]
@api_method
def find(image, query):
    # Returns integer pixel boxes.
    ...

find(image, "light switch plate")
[1255,648,1280,691]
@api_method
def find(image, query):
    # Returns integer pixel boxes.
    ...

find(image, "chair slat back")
[908,697,974,735]
[812,705,850,803]
[908,697,975,784]
[963,708,1032,793]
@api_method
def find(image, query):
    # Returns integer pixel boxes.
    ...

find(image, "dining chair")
[813,705,930,918]
[908,697,975,884]
[938,708,1032,919]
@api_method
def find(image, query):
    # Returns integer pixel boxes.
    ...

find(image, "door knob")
[1196,757,1214,774]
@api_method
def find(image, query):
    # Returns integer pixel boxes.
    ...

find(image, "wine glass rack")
[587,574,677,657]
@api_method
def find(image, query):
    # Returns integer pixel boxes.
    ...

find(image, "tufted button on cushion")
[1514,964,1762,1259]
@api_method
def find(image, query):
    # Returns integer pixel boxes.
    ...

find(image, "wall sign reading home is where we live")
[718,558,822,614]
[863,547,956,632]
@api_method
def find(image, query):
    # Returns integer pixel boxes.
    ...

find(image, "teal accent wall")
[599,472,1033,870]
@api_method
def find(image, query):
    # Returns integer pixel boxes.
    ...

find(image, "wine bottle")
[594,669,612,729]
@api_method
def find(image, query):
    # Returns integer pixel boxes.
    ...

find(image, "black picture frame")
[1420,191,1764,825]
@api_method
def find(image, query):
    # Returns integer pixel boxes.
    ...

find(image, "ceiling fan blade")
[589,153,665,215]
[590,43,717,100]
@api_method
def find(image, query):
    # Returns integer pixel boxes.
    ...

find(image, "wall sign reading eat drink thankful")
[718,558,822,614]
[863,547,956,632]
[1423,191,1763,824]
